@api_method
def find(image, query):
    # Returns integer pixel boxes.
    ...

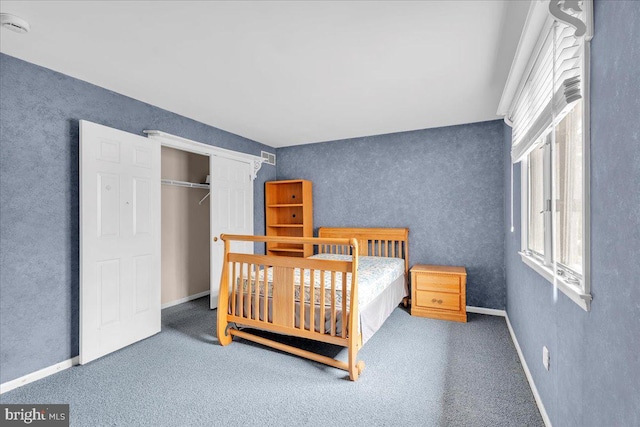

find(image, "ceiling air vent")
[261,151,276,166]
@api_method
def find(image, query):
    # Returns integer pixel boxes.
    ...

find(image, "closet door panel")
[98,259,121,326]
[133,254,152,314]
[98,139,121,163]
[80,120,161,365]
[209,156,254,309]
[133,177,152,236]
[97,173,120,238]
[133,145,153,168]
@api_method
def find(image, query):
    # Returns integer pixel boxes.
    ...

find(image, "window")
[522,100,585,292]
[554,101,584,275]
[499,1,593,311]
[527,141,546,257]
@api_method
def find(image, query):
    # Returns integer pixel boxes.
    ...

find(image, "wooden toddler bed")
[216,227,409,380]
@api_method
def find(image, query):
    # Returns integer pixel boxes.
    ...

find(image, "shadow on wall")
[68,119,80,357]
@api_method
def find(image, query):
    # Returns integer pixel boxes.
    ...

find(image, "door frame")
[144,130,264,308]
[145,130,264,177]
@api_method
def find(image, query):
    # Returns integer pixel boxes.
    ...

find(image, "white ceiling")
[0,1,529,148]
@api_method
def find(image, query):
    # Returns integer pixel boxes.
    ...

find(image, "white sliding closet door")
[210,156,254,309]
[79,120,161,364]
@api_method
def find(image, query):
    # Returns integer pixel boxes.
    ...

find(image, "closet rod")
[161,179,209,189]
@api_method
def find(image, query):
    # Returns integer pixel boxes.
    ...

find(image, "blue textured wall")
[277,120,505,309]
[0,54,276,384]
[504,1,640,425]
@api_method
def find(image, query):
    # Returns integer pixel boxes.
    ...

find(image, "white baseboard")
[161,290,210,309]
[0,356,79,395]
[466,306,506,317]
[505,314,552,427]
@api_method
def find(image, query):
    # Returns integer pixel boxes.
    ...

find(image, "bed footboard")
[217,235,365,381]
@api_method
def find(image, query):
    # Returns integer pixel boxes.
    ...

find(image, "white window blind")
[510,13,584,162]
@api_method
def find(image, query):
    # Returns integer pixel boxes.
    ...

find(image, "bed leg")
[216,244,233,346]
[348,360,365,381]
[217,309,233,346]
[348,345,365,381]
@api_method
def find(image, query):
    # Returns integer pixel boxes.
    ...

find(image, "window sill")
[518,252,591,311]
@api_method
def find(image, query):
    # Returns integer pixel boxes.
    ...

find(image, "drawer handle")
[431,298,443,304]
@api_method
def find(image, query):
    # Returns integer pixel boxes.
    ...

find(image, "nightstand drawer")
[415,290,460,311]
[415,273,460,293]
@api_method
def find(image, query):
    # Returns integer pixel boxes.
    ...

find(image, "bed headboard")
[317,227,410,275]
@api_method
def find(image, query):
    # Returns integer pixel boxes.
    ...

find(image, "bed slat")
[299,268,305,331]
[231,261,237,316]
[310,269,316,333]
[330,271,336,336]
[263,265,269,324]
[241,262,247,317]
[320,272,326,334]
[341,272,347,338]
[252,264,257,320]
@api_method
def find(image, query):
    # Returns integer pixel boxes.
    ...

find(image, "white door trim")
[143,130,265,181]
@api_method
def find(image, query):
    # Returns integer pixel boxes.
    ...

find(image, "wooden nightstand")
[410,264,467,322]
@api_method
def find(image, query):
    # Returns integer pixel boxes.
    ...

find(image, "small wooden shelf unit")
[265,179,313,257]
[410,264,467,322]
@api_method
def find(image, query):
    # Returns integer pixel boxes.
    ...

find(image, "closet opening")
[161,147,211,309]
[80,124,261,363]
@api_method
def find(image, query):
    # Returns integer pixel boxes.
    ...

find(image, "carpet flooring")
[1,298,543,426]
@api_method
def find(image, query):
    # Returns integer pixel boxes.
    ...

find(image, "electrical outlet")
[543,346,550,371]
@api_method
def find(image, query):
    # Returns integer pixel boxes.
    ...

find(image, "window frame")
[525,135,553,262]
[519,77,592,311]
